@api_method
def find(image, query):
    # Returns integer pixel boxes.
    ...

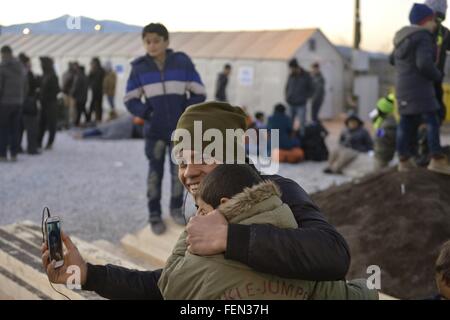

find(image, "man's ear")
[220,197,230,205]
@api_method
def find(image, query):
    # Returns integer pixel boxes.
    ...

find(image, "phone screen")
[46,220,63,264]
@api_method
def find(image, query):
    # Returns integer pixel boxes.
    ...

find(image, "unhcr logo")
[171,121,280,174]
[66,16,81,30]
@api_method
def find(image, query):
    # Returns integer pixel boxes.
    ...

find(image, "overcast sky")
[1,0,448,52]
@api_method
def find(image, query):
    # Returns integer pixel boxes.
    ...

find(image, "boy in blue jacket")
[124,23,206,234]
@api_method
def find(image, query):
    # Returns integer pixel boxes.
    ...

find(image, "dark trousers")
[75,99,88,126]
[0,104,21,158]
[397,111,442,160]
[145,138,184,221]
[311,97,324,123]
[39,102,57,148]
[20,114,39,153]
[87,93,103,123]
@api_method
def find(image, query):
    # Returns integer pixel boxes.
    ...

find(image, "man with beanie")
[124,23,206,235]
[391,3,450,175]
[425,0,450,123]
[42,101,351,300]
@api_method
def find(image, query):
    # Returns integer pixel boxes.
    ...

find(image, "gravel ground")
[0,131,354,243]
[3,126,448,244]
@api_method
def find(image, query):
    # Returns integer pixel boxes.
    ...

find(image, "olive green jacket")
[158,181,378,300]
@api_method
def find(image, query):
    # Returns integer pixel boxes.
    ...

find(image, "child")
[324,114,373,174]
[392,3,450,175]
[371,94,397,170]
[434,240,450,300]
[158,164,378,300]
[123,23,206,234]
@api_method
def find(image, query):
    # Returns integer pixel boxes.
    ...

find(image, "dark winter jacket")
[339,123,373,153]
[124,50,206,141]
[71,72,89,103]
[268,112,299,150]
[0,57,27,106]
[22,70,40,116]
[391,26,442,115]
[285,70,313,106]
[88,67,105,99]
[312,72,326,104]
[40,73,59,106]
[215,72,228,102]
[82,173,351,300]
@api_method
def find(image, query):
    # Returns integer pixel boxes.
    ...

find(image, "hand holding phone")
[41,230,88,286]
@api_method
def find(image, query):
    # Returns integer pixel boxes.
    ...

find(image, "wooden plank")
[121,219,183,268]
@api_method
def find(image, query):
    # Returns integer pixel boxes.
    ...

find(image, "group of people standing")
[0,47,118,162]
[0,46,59,160]
[62,58,117,127]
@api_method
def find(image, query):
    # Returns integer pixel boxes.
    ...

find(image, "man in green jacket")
[159,164,378,300]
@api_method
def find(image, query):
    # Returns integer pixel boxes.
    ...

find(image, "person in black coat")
[18,53,40,155]
[392,3,450,175]
[38,56,60,150]
[87,57,105,123]
[215,64,231,102]
[70,64,89,127]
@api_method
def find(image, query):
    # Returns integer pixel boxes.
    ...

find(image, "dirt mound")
[312,168,450,299]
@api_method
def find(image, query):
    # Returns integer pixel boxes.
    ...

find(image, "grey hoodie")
[391,26,442,115]
[0,57,27,106]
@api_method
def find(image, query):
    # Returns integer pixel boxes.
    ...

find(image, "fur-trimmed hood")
[217,180,296,228]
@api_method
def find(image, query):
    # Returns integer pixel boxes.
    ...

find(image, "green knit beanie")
[172,102,248,163]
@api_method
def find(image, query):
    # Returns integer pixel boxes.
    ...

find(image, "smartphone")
[45,217,64,268]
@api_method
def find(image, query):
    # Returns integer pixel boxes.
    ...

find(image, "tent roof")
[0,29,319,60]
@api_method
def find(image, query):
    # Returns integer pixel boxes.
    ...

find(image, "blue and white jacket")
[124,49,206,141]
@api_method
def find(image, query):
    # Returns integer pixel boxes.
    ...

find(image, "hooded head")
[40,56,55,75]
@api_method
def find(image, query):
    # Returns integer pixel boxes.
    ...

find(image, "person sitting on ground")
[324,113,373,175]
[371,94,397,170]
[159,164,378,300]
[430,240,450,300]
[268,104,304,163]
[73,114,144,140]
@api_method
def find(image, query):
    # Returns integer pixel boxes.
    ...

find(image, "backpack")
[303,123,329,161]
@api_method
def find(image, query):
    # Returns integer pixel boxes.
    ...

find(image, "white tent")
[0,29,345,119]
